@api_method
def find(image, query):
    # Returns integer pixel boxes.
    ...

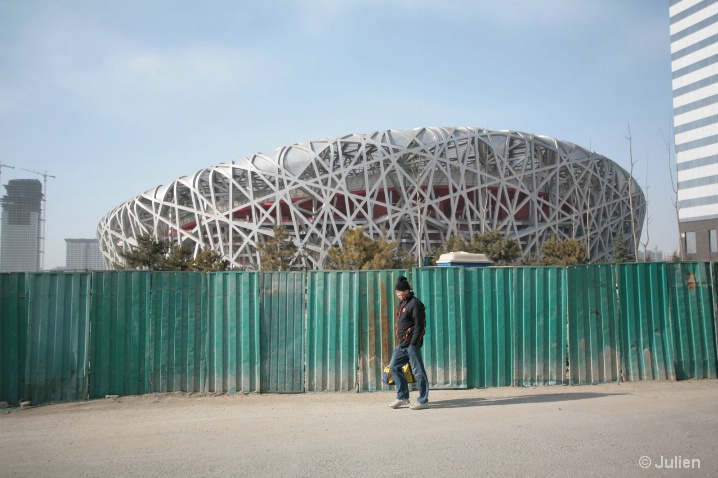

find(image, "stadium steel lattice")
[98,127,645,269]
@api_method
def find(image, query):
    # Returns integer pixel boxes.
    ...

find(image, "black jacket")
[395,293,426,348]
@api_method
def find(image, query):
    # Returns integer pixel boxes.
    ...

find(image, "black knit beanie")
[395,276,410,291]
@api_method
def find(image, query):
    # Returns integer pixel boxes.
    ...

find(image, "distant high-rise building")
[670,1,718,260]
[0,179,43,272]
[65,238,105,271]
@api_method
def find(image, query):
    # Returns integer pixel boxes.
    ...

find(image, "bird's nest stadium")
[98,127,645,269]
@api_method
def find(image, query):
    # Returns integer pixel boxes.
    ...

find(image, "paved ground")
[1,380,717,477]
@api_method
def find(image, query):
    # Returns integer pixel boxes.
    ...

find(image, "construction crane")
[0,162,14,190]
[20,168,56,271]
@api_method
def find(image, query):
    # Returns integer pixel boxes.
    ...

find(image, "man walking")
[388,276,429,410]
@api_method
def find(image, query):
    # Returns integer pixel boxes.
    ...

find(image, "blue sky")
[1,0,674,268]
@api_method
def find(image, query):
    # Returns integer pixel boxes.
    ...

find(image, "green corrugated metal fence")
[25,273,91,403]
[305,271,358,391]
[90,271,152,397]
[357,270,408,392]
[206,272,261,393]
[414,267,467,389]
[712,263,718,373]
[668,263,717,380]
[0,273,28,403]
[617,263,675,381]
[464,267,513,388]
[2,262,718,405]
[568,265,621,385]
[150,272,207,392]
[513,267,567,386]
[260,272,305,393]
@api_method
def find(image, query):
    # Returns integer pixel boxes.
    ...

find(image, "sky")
[0,0,675,269]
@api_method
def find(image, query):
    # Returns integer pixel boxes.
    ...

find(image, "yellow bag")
[382,363,416,385]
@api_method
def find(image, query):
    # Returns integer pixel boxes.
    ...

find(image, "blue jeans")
[389,345,429,404]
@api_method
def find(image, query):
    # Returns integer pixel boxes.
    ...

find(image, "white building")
[670,0,718,260]
[65,238,105,271]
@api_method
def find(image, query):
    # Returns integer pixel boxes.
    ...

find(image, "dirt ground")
[1,380,717,478]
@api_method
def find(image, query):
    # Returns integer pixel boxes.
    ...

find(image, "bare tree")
[661,120,684,260]
[626,124,639,260]
[639,157,651,262]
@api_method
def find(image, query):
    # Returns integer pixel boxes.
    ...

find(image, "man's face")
[396,289,409,301]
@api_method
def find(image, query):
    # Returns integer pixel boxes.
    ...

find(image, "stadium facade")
[98,127,645,269]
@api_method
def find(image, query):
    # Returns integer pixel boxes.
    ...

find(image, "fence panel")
[0,273,28,403]
[260,272,305,393]
[306,271,358,391]
[617,263,675,381]
[7,261,718,404]
[413,267,467,389]
[25,273,91,403]
[90,271,152,398]
[357,270,409,392]
[464,267,513,388]
[149,272,207,393]
[567,265,621,385]
[669,262,717,380]
[513,267,567,386]
[206,272,260,393]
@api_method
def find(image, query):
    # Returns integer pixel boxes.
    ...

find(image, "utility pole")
[20,168,56,270]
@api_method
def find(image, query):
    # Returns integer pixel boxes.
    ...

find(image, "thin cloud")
[1,11,259,120]
[55,46,255,102]
[287,0,614,27]
[0,85,24,114]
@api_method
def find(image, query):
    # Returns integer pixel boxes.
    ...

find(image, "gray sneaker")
[388,399,410,409]
[410,401,429,410]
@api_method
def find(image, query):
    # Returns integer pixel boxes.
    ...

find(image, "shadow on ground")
[429,392,625,409]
